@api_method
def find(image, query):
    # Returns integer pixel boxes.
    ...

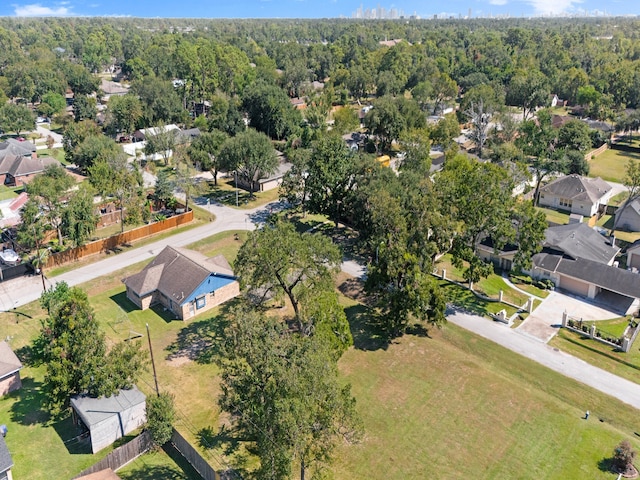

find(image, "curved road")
[3,197,640,410]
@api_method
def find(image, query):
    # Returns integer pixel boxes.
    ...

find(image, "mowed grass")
[589,146,640,183]
[550,328,640,385]
[535,206,570,225]
[0,230,247,478]
[332,321,640,479]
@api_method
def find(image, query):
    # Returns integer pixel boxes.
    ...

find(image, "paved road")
[7,199,273,309]
[448,308,640,410]
[3,196,640,411]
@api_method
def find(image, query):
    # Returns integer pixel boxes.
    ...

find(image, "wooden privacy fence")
[171,428,218,480]
[45,210,194,268]
[73,431,152,478]
[585,143,609,161]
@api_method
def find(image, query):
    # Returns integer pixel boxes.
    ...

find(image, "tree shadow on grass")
[197,425,248,479]
[597,456,614,473]
[345,304,391,351]
[198,425,243,458]
[165,303,235,364]
[9,377,50,426]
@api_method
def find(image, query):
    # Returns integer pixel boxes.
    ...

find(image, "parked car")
[0,248,20,265]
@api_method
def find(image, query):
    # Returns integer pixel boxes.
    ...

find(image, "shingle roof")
[543,223,619,264]
[0,436,13,473]
[540,174,612,204]
[0,139,36,160]
[122,246,235,304]
[76,468,121,480]
[70,386,146,429]
[0,342,22,380]
[553,256,640,298]
[0,154,59,178]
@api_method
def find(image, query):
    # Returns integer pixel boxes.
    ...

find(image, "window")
[559,198,572,209]
[196,296,206,309]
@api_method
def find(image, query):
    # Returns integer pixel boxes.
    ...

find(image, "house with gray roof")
[528,224,639,314]
[0,341,22,397]
[0,435,14,480]
[614,196,640,232]
[538,174,613,217]
[0,154,59,187]
[122,246,239,320]
[70,386,146,454]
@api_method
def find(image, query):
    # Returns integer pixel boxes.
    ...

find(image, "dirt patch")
[167,355,191,367]
[338,277,374,306]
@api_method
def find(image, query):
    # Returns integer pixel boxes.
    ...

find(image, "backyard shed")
[70,387,146,454]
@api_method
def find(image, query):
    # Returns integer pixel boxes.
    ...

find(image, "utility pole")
[146,323,160,396]
[235,170,239,207]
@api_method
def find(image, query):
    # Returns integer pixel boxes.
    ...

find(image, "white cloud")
[13,3,72,16]
[525,0,582,15]
[489,0,508,5]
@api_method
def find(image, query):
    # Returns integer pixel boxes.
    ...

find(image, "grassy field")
[0,230,248,478]
[550,328,640,385]
[595,215,640,244]
[118,445,202,479]
[332,313,640,479]
[589,146,639,183]
[0,186,20,201]
[3,228,640,479]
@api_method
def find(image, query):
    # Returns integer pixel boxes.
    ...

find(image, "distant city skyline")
[0,1,637,19]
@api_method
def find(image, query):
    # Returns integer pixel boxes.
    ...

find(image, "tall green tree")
[26,164,75,245]
[106,94,143,135]
[0,102,35,135]
[36,282,146,416]
[506,70,549,120]
[305,134,359,226]
[218,307,362,480]
[235,220,350,353]
[219,129,278,198]
[62,183,99,247]
[187,130,228,184]
[242,82,301,140]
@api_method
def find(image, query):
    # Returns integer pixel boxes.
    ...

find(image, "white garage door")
[559,275,590,297]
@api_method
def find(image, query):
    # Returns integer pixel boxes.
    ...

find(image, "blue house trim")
[181,273,237,306]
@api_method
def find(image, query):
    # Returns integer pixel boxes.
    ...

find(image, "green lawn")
[332,318,640,479]
[550,328,640,385]
[118,446,202,479]
[589,147,640,183]
[438,280,519,318]
[0,186,20,201]
[508,275,551,299]
[536,206,570,225]
[435,255,531,307]
[0,231,248,479]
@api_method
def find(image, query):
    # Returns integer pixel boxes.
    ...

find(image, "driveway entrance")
[517,290,622,343]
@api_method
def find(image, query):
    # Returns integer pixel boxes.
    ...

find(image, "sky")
[0,1,637,19]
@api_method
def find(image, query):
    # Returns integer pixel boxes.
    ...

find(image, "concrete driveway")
[517,290,622,343]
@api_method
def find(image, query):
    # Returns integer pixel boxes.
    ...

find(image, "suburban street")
[2,197,639,411]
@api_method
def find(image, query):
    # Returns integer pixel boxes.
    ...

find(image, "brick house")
[0,155,59,187]
[0,342,22,397]
[122,246,239,320]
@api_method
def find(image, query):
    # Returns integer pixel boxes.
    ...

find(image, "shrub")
[613,440,636,473]
[146,392,175,446]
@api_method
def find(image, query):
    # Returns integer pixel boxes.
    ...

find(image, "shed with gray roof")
[70,386,146,454]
